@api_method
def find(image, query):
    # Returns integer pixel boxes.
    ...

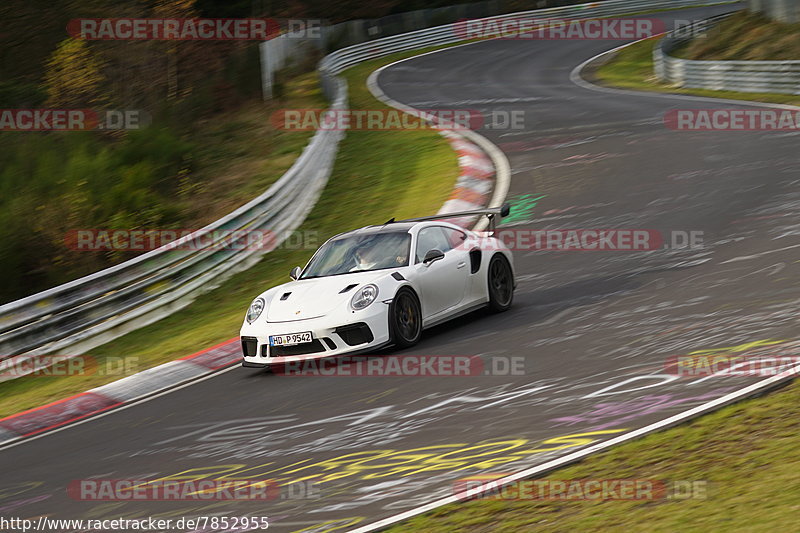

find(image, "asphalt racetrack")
[3,4,800,532]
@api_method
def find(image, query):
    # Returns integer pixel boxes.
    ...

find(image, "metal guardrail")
[655,13,800,95]
[319,0,737,81]
[0,0,736,363]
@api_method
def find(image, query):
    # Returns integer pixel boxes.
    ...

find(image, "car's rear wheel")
[487,254,513,312]
[389,287,422,348]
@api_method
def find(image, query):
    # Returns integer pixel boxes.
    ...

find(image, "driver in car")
[351,244,407,272]
[351,245,380,272]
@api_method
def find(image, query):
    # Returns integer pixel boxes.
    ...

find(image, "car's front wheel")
[389,287,422,348]
[487,254,514,312]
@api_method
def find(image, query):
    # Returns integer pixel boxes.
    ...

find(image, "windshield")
[301,231,411,278]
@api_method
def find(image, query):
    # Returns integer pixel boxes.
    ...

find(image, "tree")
[44,38,107,107]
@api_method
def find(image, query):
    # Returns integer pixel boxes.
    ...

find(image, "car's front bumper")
[239,305,391,367]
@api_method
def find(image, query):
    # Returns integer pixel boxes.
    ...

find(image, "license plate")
[269,331,312,346]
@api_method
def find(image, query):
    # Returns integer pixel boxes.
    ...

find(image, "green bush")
[0,127,193,303]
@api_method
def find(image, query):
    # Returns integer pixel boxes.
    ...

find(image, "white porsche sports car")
[240,205,515,368]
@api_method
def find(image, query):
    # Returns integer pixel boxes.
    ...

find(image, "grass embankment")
[0,51,460,417]
[674,10,800,60]
[383,19,800,533]
[179,74,324,226]
[592,35,800,107]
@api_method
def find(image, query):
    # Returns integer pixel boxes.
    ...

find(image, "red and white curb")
[0,338,240,445]
[437,130,495,228]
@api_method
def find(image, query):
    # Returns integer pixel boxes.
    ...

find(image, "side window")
[442,228,467,251]
[415,227,451,263]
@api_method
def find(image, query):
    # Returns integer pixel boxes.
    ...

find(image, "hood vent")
[339,284,358,294]
[280,292,291,300]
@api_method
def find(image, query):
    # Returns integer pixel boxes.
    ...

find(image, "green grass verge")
[380,33,800,533]
[673,10,800,61]
[0,50,460,417]
[591,36,800,107]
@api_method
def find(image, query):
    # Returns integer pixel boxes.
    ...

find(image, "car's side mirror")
[289,266,301,280]
[422,249,445,265]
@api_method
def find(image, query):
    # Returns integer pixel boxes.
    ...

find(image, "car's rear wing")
[395,202,510,234]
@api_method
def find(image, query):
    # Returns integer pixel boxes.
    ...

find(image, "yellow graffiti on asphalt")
[686,338,786,356]
[361,388,398,404]
[144,429,627,495]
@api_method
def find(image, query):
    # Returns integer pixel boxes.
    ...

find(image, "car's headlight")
[350,284,378,310]
[246,297,265,323]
